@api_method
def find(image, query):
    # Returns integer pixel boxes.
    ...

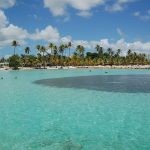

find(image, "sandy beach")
[76,65,150,69]
[1,65,150,71]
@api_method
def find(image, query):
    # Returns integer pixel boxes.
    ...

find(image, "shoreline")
[1,65,150,71]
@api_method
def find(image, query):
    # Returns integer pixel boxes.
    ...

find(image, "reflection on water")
[34,74,150,93]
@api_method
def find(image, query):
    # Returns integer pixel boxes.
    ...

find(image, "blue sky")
[0,0,150,57]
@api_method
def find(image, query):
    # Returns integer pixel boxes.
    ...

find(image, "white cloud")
[60,36,72,43]
[44,0,67,16]
[105,3,123,12]
[1,24,150,54]
[105,0,136,12]
[77,11,92,18]
[68,38,150,55]
[70,0,104,11]
[0,10,61,47]
[43,0,138,17]
[73,40,91,49]
[0,24,29,40]
[43,0,105,17]
[0,0,18,48]
[0,10,29,47]
[133,10,150,21]
[0,24,29,47]
[0,24,61,48]
[117,28,125,38]
[133,11,140,17]
[0,0,16,9]
[0,7,149,55]
[0,10,8,28]
[103,39,150,54]
[30,25,60,42]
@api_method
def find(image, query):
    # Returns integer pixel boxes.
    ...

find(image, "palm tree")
[68,42,72,57]
[64,44,69,56]
[127,49,132,56]
[24,47,31,67]
[107,48,114,65]
[116,49,121,56]
[53,45,58,56]
[95,45,103,57]
[140,53,146,65]
[48,43,54,55]
[116,49,121,65]
[80,46,85,57]
[76,45,85,57]
[7,42,150,67]
[11,40,19,55]
[40,46,46,56]
[40,46,47,68]
[36,45,41,54]
[25,47,30,55]
[36,45,47,68]
[127,49,132,65]
[59,44,65,57]
[59,44,66,67]
[107,48,114,57]
[95,45,100,53]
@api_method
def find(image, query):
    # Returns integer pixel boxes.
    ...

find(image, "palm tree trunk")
[51,48,53,55]
[69,48,70,57]
[43,52,45,69]
[61,52,63,67]
[14,47,16,55]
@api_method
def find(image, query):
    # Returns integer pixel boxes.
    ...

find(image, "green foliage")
[86,52,99,59]
[11,40,19,55]
[9,55,21,70]
[8,40,150,68]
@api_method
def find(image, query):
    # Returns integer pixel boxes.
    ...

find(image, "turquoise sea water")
[0,69,150,150]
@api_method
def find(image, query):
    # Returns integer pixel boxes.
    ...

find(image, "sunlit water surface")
[0,69,150,150]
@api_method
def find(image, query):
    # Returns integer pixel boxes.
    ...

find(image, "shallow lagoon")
[0,69,150,150]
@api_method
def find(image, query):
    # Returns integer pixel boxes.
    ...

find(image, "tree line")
[1,40,149,69]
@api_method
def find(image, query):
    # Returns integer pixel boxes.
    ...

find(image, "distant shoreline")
[1,65,150,71]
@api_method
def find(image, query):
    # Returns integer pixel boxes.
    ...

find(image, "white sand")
[1,65,150,71]
[76,65,150,69]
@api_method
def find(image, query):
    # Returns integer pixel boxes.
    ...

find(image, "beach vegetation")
[1,40,150,68]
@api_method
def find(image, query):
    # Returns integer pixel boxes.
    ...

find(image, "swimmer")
[14,76,18,79]
[1,77,3,79]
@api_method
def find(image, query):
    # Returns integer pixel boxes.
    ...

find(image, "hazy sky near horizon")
[0,0,150,57]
